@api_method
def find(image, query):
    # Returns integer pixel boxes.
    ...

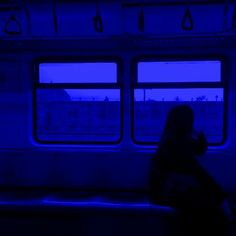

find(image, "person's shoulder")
[157,137,173,154]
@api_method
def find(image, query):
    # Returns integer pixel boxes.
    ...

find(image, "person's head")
[164,105,194,137]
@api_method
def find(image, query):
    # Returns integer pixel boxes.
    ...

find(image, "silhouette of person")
[149,105,229,236]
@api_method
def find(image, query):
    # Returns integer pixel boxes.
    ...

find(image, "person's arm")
[193,131,208,155]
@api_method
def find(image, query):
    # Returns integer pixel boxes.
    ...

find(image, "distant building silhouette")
[38,89,71,102]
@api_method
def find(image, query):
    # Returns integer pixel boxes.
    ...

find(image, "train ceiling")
[0,0,235,39]
[0,0,234,9]
[0,0,235,5]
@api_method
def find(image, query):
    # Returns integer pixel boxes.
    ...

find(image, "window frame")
[33,57,123,145]
[131,55,228,146]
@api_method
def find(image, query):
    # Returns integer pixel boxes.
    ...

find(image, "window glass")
[36,89,120,142]
[138,61,221,83]
[39,63,117,83]
[134,88,224,143]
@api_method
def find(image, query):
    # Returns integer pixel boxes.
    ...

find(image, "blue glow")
[39,62,117,83]
[42,197,175,211]
[0,199,176,212]
[36,89,120,142]
[65,89,120,101]
[134,89,224,143]
[135,88,224,101]
[138,61,221,82]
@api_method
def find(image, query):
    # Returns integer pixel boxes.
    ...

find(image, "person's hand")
[195,131,208,155]
[192,129,199,140]
[198,131,207,143]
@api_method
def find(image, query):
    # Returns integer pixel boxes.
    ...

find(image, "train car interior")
[0,0,236,235]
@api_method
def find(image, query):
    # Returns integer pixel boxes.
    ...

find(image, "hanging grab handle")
[22,0,32,35]
[4,15,22,35]
[93,3,103,33]
[138,7,145,32]
[224,0,230,30]
[232,0,236,29]
[182,7,193,31]
[52,0,58,33]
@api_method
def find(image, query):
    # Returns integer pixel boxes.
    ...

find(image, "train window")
[138,61,221,83]
[133,60,225,145]
[39,63,117,83]
[35,62,121,144]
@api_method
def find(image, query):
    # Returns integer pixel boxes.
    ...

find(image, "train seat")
[0,190,184,236]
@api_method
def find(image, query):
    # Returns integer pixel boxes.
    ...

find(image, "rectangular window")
[39,63,117,83]
[133,59,225,145]
[35,61,121,144]
[138,61,221,83]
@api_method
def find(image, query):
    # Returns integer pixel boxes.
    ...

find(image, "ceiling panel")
[0,0,233,3]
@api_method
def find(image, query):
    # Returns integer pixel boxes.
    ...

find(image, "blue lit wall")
[0,1,235,195]
[0,2,231,37]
